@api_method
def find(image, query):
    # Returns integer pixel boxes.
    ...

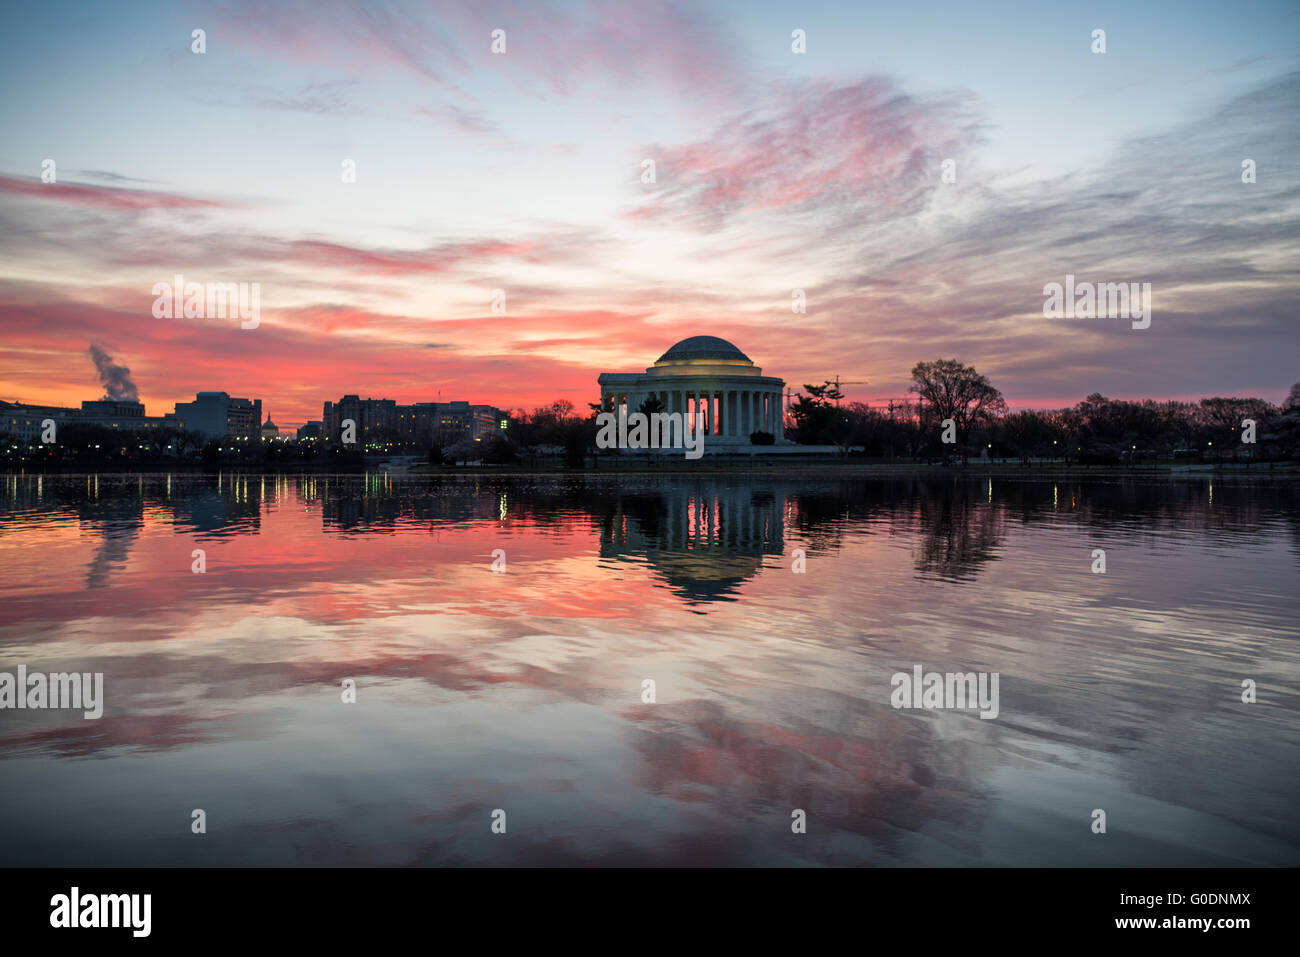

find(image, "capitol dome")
[656,336,752,365]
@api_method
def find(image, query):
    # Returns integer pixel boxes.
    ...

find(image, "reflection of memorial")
[599,479,785,602]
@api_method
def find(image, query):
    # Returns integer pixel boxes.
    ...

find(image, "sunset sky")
[1,0,1296,430]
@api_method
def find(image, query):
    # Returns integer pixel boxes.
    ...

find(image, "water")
[0,471,1296,866]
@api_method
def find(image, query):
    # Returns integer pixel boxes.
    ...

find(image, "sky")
[0,0,1297,430]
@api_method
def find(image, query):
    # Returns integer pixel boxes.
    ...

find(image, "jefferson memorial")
[597,336,788,445]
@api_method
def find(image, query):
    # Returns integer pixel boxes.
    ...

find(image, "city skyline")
[1,1,1297,430]
[5,329,1295,439]
[1,385,508,442]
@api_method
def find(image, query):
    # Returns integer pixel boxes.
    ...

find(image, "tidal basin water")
[1,471,1297,867]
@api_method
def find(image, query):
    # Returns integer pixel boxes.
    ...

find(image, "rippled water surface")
[0,472,1297,866]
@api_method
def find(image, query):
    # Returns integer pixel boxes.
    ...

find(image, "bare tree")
[909,359,1006,437]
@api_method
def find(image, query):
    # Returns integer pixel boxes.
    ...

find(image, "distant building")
[296,420,323,442]
[80,399,144,419]
[0,401,74,440]
[323,395,397,442]
[324,398,507,447]
[432,401,506,445]
[171,392,262,442]
[0,398,172,440]
[396,402,440,446]
[260,416,281,442]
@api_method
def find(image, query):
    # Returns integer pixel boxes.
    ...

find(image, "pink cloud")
[212,0,747,104]
[630,78,983,230]
[0,175,239,212]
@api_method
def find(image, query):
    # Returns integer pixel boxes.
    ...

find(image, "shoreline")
[6,461,1298,480]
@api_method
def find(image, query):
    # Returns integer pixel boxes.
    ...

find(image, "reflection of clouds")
[618,698,986,858]
[0,613,999,862]
[0,710,268,758]
[2,474,1299,863]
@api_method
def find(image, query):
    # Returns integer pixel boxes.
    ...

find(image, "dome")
[656,336,750,364]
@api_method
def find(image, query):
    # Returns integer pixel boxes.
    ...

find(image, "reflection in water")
[911,486,1006,581]
[0,472,1297,866]
[601,481,784,603]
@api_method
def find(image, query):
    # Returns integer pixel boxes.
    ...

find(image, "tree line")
[788,359,1300,463]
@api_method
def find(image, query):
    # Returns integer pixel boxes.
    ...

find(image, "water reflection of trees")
[783,478,1005,581]
[786,475,1298,571]
[911,491,1006,581]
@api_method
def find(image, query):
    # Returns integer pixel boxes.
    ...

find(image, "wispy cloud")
[0,175,241,212]
[630,77,985,231]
